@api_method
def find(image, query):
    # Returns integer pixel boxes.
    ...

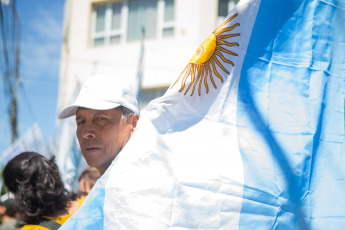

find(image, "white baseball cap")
[58,75,139,119]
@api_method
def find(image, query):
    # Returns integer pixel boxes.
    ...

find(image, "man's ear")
[129,114,139,133]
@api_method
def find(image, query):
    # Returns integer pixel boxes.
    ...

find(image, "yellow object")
[20,197,86,230]
[189,33,216,64]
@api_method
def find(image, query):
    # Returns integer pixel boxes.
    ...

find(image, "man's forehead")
[75,107,118,118]
[76,107,92,113]
[77,107,103,114]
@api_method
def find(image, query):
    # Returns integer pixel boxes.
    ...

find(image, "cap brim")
[58,99,122,119]
[58,105,79,119]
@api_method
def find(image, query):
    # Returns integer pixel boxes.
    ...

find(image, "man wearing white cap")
[58,75,139,175]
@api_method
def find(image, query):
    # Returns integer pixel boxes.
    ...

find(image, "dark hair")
[116,106,135,120]
[3,152,76,226]
[1,198,17,218]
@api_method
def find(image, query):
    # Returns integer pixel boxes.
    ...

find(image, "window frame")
[91,1,129,46]
[91,0,175,47]
[157,0,175,39]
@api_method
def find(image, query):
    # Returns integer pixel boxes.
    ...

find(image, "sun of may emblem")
[172,13,240,96]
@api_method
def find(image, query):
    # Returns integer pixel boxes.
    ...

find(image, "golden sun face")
[172,13,240,96]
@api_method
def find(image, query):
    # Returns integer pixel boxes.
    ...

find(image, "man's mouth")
[85,146,100,152]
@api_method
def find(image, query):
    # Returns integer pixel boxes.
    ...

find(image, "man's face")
[76,108,137,175]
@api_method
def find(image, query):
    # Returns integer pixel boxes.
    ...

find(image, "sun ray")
[216,46,238,56]
[214,55,230,74]
[210,57,224,83]
[199,65,204,96]
[217,40,239,47]
[191,65,202,96]
[207,61,218,88]
[215,50,235,66]
[179,64,192,92]
[198,65,205,96]
[172,65,187,88]
[218,33,240,40]
[215,13,238,32]
[203,64,210,93]
[185,65,196,95]
[215,23,240,35]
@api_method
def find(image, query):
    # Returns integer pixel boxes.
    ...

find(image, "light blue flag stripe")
[237,0,345,229]
[61,171,108,230]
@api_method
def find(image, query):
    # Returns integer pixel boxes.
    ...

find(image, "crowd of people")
[0,75,139,229]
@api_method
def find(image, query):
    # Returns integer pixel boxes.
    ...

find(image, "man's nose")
[81,122,96,139]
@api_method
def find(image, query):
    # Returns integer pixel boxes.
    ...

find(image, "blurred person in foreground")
[77,167,100,198]
[3,152,85,230]
[0,198,19,230]
[58,75,139,175]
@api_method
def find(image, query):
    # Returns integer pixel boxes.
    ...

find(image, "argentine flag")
[60,0,345,229]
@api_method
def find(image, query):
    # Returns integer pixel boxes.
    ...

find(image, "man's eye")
[77,120,85,126]
[97,117,106,121]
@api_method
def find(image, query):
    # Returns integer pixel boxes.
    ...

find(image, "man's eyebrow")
[94,111,107,115]
[76,111,108,120]
[76,114,83,120]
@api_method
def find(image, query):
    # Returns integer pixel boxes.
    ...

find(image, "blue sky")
[0,0,65,153]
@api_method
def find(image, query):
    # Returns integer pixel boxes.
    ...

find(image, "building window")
[127,0,158,41]
[217,0,239,25]
[92,1,126,46]
[91,0,175,46]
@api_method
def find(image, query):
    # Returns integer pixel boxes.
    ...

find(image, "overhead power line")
[0,0,20,143]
